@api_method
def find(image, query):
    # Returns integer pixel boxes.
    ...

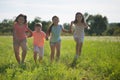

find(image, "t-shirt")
[13,23,28,40]
[50,25,62,42]
[33,31,46,47]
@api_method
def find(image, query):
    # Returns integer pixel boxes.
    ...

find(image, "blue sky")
[0,0,120,24]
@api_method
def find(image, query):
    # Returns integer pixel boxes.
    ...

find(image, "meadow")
[0,36,120,80]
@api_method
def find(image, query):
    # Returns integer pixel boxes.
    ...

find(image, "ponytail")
[47,16,58,36]
[47,23,54,36]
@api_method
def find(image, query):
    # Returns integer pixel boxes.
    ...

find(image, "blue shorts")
[73,36,84,43]
[50,39,61,46]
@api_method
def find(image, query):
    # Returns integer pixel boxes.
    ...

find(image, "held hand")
[26,31,32,38]
[87,26,90,30]
[69,29,72,33]
[46,36,49,41]
[71,21,74,25]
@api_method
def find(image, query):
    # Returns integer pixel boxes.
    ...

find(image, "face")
[18,16,25,24]
[76,14,83,22]
[35,26,41,32]
[52,17,59,25]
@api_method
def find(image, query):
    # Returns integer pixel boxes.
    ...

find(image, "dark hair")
[73,12,85,24]
[15,14,27,24]
[47,16,59,35]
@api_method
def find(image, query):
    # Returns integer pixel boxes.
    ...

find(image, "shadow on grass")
[69,58,78,68]
[0,63,14,73]
[0,62,27,74]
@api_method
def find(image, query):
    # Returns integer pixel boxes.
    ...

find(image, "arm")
[13,25,16,40]
[83,21,90,30]
[69,21,74,33]
[13,22,18,40]
[62,25,71,33]
[26,25,33,37]
[27,28,32,37]
[45,29,50,40]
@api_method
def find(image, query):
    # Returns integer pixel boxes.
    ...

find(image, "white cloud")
[0,0,120,23]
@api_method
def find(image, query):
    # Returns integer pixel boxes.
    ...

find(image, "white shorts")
[34,45,44,57]
[73,35,84,43]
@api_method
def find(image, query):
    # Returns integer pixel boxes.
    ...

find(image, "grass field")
[0,36,120,80]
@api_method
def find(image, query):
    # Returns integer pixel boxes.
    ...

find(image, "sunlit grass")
[0,36,120,80]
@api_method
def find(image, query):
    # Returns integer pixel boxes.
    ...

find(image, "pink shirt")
[14,23,28,40]
[33,31,46,47]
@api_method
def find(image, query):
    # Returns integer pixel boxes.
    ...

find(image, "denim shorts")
[50,39,61,46]
[73,36,84,43]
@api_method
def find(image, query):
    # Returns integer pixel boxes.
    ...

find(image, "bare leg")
[21,40,27,63]
[56,42,61,61]
[50,44,55,62]
[78,42,83,56]
[39,56,43,63]
[34,51,37,63]
[76,42,80,56]
[14,45,20,64]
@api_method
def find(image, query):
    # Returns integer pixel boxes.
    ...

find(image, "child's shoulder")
[41,31,46,34]
[13,22,18,27]
[58,24,62,28]
[14,22,17,25]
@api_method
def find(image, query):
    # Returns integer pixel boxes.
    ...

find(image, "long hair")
[15,14,27,24]
[47,16,58,35]
[73,12,85,24]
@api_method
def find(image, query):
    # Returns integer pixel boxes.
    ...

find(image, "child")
[46,16,71,62]
[31,23,46,63]
[13,14,32,64]
[70,12,90,60]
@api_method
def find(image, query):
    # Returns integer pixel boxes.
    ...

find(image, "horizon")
[0,0,120,24]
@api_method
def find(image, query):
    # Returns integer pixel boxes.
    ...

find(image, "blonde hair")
[35,23,42,27]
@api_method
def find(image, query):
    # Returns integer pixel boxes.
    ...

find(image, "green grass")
[0,36,120,80]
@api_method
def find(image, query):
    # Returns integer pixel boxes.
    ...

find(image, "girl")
[46,16,70,62]
[13,14,31,64]
[70,12,90,60]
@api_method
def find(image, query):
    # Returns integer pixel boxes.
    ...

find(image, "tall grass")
[0,36,120,80]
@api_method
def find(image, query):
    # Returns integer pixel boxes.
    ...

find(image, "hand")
[69,30,72,33]
[46,36,49,41]
[87,26,90,30]
[71,21,74,25]
[26,31,32,38]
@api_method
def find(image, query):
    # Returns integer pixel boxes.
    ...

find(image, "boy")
[31,23,46,63]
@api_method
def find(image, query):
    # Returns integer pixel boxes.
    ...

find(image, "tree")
[28,17,42,31]
[86,14,108,35]
[42,21,51,33]
[0,19,13,35]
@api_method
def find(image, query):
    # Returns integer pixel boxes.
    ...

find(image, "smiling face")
[76,13,83,22]
[18,16,25,24]
[52,16,59,25]
[35,26,41,32]
[34,23,42,32]
[74,12,84,24]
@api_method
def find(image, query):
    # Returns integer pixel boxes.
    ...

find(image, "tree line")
[0,13,120,36]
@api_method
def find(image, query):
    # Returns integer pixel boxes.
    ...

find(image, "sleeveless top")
[74,25,84,38]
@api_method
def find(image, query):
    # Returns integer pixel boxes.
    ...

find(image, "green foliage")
[41,21,51,33]
[0,14,120,36]
[0,19,13,35]
[28,17,42,31]
[104,26,120,36]
[0,36,120,80]
[86,14,108,36]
